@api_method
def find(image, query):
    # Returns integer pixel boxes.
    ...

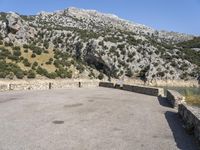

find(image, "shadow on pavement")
[157,96,171,108]
[165,111,199,150]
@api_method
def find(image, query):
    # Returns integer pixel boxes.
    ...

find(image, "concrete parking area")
[0,87,199,150]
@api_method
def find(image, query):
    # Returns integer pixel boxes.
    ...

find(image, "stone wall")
[179,104,200,142]
[166,90,186,108]
[123,84,164,96]
[0,79,99,92]
[99,82,114,88]
[114,78,200,87]
[99,82,164,96]
[167,89,200,143]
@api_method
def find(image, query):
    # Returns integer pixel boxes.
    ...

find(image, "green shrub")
[0,47,11,59]
[23,59,31,67]
[125,68,133,77]
[13,46,21,51]
[13,50,21,57]
[56,68,72,78]
[24,49,28,53]
[32,62,38,67]
[23,44,29,49]
[31,53,36,58]
[7,72,14,79]
[76,64,85,73]
[0,72,7,78]
[98,72,104,80]
[15,70,24,79]
[47,72,57,79]
[36,66,48,76]
[27,70,36,78]
[4,42,13,47]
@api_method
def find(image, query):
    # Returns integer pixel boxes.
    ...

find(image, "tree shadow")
[157,96,172,108]
[165,111,199,150]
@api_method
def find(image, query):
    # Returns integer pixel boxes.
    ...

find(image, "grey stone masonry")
[167,90,186,108]
[179,104,200,142]
[99,82,114,88]
[99,82,164,96]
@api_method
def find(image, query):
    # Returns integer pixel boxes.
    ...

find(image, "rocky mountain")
[0,7,199,80]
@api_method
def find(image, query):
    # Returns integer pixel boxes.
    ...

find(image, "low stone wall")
[99,82,164,96]
[123,84,164,96]
[179,104,200,142]
[114,78,200,88]
[99,82,114,88]
[166,90,185,108]
[0,79,99,92]
[166,89,200,143]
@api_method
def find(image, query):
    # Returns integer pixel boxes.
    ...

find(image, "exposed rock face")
[0,7,199,80]
[6,13,21,34]
[4,12,36,43]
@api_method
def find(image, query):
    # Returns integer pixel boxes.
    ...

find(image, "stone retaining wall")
[166,90,186,108]
[123,84,164,96]
[0,79,99,92]
[99,82,114,88]
[121,79,199,87]
[179,104,200,142]
[99,82,164,96]
[166,89,200,143]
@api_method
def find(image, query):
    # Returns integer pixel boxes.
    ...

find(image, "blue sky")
[0,0,200,35]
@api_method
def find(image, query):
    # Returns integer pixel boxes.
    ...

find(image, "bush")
[0,72,7,78]
[125,68,133,77]
[13,46,21,51]
[47,72,57,79]
[29,45,43,55]
[27,70,36,78]
[23,44,29,49]
[98,72,104,80]
[24,49,28,53]
[0,40,3,45]
[23,59,31,67]
[4,42,13,47]
[43,41,49,49]
[56,68,72,78]
[0,47,11,59]
[31,53,36,58]
[32,62,38,67]
[76,64,85,73]
[7,55,20,61]
[7,72,14,79]
[13,50,21,57]
[36,66,48,76]
[15,70,24,79]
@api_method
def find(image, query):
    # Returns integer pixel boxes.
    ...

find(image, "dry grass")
[15,48,56,72]
[185,95,200,107]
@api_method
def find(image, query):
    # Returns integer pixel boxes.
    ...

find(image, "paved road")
[0,87,199,150]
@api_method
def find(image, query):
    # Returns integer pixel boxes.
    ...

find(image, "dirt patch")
[64,103,83,108]
[52,120,64,124]
[88,99,95,102]
[0,98,18,104]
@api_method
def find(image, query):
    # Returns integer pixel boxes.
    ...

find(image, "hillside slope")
[0,7,199,80]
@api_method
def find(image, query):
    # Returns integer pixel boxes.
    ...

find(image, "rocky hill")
[0,7,199,80]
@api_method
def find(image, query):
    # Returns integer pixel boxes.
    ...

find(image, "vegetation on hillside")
[0,42,101,80]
